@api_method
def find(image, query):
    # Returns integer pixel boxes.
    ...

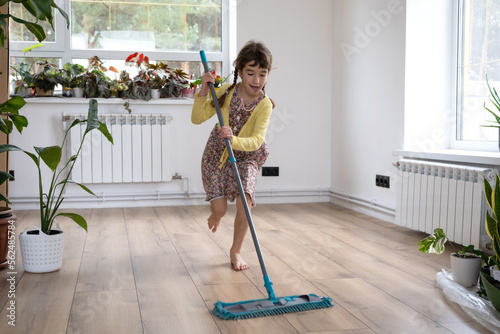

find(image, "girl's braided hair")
[211,40,275,109]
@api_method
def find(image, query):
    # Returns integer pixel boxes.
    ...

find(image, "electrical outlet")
[376,174,390,188]
[262,166,279,177]
[9,170,14,181]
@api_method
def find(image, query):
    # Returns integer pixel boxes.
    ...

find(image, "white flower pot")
[73,87,84,98]
[450,253,482,287]
[151,89,160,99]
[19,223,64,273]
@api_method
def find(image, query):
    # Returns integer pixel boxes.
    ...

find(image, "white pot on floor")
[19,222,65,273]
[450,253,482,287]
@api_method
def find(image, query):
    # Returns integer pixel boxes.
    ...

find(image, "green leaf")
[0,193,10,205]
[10,115,28,133]
[485,178,493,210]
[35,145,61,171]
[98,121,113,144]
[1,95,26,111]
[56,213,88,232]
[10,16,46,42]
[0,170,13,186]
[66,180,97,197]
[85,99,100,134]
[486,211,497,241]
[493,174,500,221]
[418,228,448,255]
[50,0,69,29]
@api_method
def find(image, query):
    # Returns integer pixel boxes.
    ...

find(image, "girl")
[191,41,274,271]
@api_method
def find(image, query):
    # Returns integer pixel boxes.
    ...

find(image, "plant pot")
[19,222,64,273]
[0,211,16,270]
[35,87,54,97]
[151,89,161,99]
[480,272,500,312]
[62,87,73,97]
[450,253,482,287]
[182,88,196,98]
[73,87,84,98]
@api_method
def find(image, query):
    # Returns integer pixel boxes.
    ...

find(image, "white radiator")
[63,113,173,184]
[395,159,496,247]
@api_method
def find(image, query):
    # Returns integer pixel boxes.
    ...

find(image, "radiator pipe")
[329,190,395,216]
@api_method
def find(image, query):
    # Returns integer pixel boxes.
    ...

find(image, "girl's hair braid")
[211,69,238,108]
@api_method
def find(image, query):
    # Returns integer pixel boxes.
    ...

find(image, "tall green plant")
[0,0,69,48]
[0,99,112,234]
[484,174,500,266]
[0,95,28,203]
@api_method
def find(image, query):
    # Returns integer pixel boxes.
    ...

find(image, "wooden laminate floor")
[0,203,493,333]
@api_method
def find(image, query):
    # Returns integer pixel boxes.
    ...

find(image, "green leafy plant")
[56,63,85,88]
[0,99,112,234]
[10,43,43,93]
[0,96,28,203]
[419,227,488,259]
[484,173,500,267]
[483,75,500,128]
[0,1,69,48]
[32,60,58,92]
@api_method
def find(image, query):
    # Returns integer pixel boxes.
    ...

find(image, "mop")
[200,51,333,320]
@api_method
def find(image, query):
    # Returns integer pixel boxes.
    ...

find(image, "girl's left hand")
[220,126,233,143]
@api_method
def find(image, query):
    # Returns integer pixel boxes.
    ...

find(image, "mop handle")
[200,51,275,298]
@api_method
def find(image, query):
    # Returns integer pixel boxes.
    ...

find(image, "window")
[456,0,500,150]
[9,0,234,93]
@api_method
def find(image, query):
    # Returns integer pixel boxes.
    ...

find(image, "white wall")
[8,0,409,222]
[331,0,406,218]
[236,0,334,194]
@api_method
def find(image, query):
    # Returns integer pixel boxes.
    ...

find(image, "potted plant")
[32,60,58,96]
[148,71,164,99]
[10,43,43,97]
[0,99,113,273]
[479,172,500,309]
[419,227,484,287]
[162,68,189,98]
[56,63,85,97]
[71,74,85,98]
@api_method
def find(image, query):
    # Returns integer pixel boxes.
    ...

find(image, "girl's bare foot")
[207,214,221,233]
[230,252,249,271]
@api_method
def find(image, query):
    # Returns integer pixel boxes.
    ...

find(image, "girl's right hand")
[198,71,215,97]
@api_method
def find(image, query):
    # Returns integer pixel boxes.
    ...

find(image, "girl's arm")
[191,71,217,124]
[231,99,273,151]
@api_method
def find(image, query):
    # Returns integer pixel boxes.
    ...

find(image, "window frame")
[9,0,235,78]
[452,0,499,152]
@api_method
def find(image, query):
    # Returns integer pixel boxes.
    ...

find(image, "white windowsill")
[22,96,195,106]
[393,149,500,167]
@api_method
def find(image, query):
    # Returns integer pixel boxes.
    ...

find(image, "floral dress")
[201,86,269,207]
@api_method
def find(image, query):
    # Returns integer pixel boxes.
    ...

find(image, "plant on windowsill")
[0,99,113,273]
[419,228,486,287]
[56,63,85,97]
[32,60,58,97]
[10,43,43,97]
[162,68,189,98]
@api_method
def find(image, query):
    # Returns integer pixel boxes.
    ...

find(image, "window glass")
[9,3,56,42]
[70,0,222,52]
[458,0,500,142]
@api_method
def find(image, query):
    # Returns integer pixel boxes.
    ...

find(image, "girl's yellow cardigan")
[191,83,273,168]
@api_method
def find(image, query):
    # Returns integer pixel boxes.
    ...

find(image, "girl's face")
[238,62,269,99]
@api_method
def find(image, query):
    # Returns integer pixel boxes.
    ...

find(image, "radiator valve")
[172,173,182,180]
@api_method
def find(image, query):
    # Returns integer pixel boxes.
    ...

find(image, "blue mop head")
[213,294,333,320]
